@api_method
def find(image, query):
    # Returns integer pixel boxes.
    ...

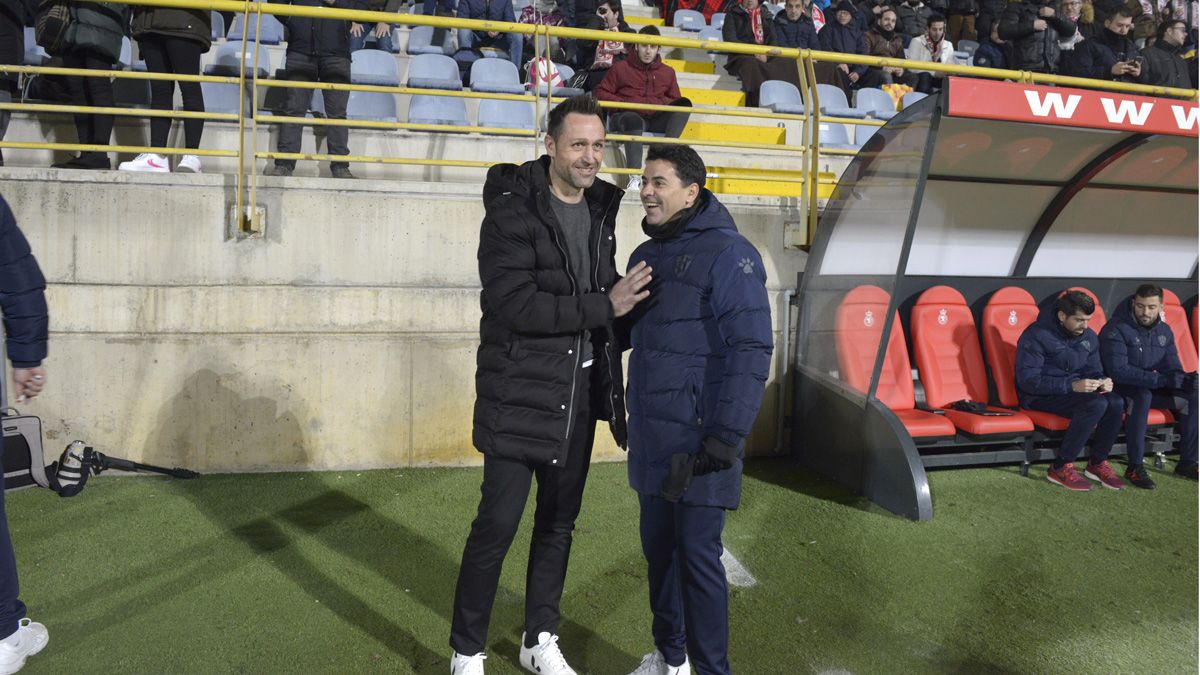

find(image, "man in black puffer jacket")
[449,96,652,675]
[1063,5,1147,82]
[1141,19,1191,88]
[1100,285,1198,488]
[264,0,367,179]
[999,0,1075,72]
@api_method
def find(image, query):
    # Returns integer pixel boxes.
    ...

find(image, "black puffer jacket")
[273,0,367,57]
[1062,27,1145,82]
[1140,41,1190,88]
[131,6,212,50]
[64,1,129,63]
[999,0,1075,72]
[473,156,628,465]
[0,197,48,370]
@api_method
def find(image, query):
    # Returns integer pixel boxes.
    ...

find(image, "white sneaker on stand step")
[118,153,170,172]
[0,619,48,675]
[519,632,577,675]
[450,651,486,675]
[628,650,690,675]
[176,154,203,173]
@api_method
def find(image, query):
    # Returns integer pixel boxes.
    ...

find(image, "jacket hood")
[483,155,620,206]
[643,189,736,240]
[1035,300,1091,341]
[1110,293,1164,331]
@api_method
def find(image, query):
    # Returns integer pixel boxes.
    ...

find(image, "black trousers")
[607,97,692,171]
[138,34,206,149]
[62,50,116,150]
[1116,383,1199,468]
[1025,392,1124,468]
[274,52,350,169]
[449,381,597,655]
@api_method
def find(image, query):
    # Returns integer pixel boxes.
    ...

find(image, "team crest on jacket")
[739,257,755,274]
[1159,334,1168,347]
[674,254,693,276]
[1081,340,1091,350]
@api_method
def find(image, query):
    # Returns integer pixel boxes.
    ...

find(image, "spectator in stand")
[775,0,822,48]
[999,0,1076,72]
[975,0,1007,41]
[351,0,402,53]
[265,0,367,179]
[49,1,129,170]
[575,0,633,89]
[904,13,953,91]
[1142,18,1191,86]
[973,19,1010,67]
[1057,0,1088,48]
[897,0,934,39]
[1015,290,1125,492]
[1099,284,1198,488]
[1074,0,1102,38]
[820,1,879,90]
[854,0,890,32]
[519,0,571,65]
[119,3,212,174]
[945,0,977,42]
[457,0,523,70]
[0,0,34,167]
[1063,6,1147,81]
[594,26,690,190]
[864,8,919,85]
[722,0,804,106]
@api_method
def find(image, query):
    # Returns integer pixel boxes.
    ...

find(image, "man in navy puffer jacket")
[1016,290,1125,491]
[1100,284,1198,487]
[623,144,772,675]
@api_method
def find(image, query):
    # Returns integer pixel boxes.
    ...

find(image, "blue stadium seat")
[763,3,782,17]
[529,62,584,97]
[407,25,456,56]
[816,83,865,118]
[211,11,226,41]
[818,122,855,149]
[118,37,132,69]
[351,49,401,86]
[470,58,525,95]
[855,87,897,120]
[478,99,535,130]
[697,26,723,53]
[854,123,880,147]
[347,90,399,122]
[23,27,48,66]
[227,13,285,44]
[408,95,469,126]
[204,41,272,78]
[709,12,726,30]
[673,9,705,30]
[760,80,805,114]
[956,39,979,56]
[200,82,249,115]
[407,53,463,90]
[901,91,928,109]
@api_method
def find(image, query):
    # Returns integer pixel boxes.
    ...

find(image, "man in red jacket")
[594,26,692,191]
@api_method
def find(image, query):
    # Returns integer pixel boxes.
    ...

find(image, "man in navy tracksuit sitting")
[1099,284,1198,488]
[623,144,773,675]
[1015,290,1125,491]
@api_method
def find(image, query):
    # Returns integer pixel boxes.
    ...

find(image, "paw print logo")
[864,310,874,327]
[937,308,948,325]
[1007,310,1018,326]
[738,257,755,274]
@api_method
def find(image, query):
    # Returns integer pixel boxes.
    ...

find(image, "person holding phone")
[1062,5,1147,82]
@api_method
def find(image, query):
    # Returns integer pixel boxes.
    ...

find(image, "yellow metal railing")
[1,0,1196,239]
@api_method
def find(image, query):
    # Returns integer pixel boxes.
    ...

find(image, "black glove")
[659,453,695,502]
[1183,372,1198,392]
[692,437,738,476]
[1168,371,1189,390]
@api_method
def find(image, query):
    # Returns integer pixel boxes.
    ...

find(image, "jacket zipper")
[545,197,583,447]
[596,191,620,426]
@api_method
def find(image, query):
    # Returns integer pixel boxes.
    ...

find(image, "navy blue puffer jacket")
[1014,305,1103,406]
[625,191,772,509]
[1099,295,1188,390]
[0,196,48,369]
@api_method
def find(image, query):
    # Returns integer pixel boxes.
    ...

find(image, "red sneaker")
[1085,461,1126,490]
[1047,464,1092,491]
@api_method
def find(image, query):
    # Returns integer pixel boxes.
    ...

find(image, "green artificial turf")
[6,458,1197,674]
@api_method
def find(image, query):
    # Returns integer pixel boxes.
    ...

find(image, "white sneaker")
[626,175,642,192]
[450,650,486,675]
[628,650,690,675]
[519,632,577,675]
[117,153,170,173]
[176,154,203,173]
[0,619,48,675]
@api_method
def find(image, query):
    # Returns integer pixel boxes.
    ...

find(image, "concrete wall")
[0,167,806,471]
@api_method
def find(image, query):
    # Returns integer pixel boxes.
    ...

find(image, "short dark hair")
[1108,6,1135,19]
[646,144,707,189]
[928,12,946,24]
[547,95,604,140]
[879,6,897,18]
[1157,18,1187,40]
[1057,290,1096,317]
[1134,283,1164,302]
[638,24,661,36]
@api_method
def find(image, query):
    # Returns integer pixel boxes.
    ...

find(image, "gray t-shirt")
[548,192,594,367]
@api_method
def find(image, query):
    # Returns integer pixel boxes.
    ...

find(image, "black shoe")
[1124,465,1157,490]
[1174,462,1198,481]
[330,165,356,179]
[52,152,109,170]
[264,163,294,177]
